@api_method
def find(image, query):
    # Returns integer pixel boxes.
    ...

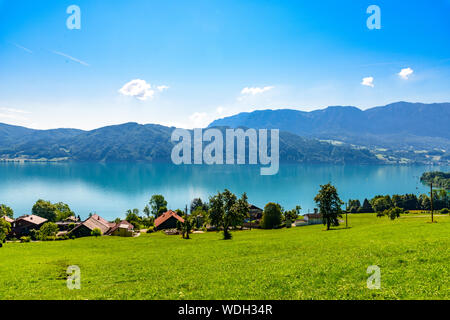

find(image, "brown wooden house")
[154,210,184,230]
[70,214,114,238]
[11,215,48,237]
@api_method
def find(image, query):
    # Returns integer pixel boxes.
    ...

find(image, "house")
[1,216,14,224]
[107,220,134,237]
[70,214,135,238]
[70,214,114,238]
[11,215,48,237]
[294,219,308,227]
[56,216,81,231]
[154,210,184,230]
[248,204,263,220]
[303,213,322,225]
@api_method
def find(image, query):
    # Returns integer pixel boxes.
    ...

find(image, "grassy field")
[0,213,449,300]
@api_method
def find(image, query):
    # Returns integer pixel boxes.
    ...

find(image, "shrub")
[146,226,155,233]
[91,228,102,237]
[440,208,449,214]
[285,219,292,228]
[20,236,31,243]
[387,207,403,220]
[38,222,59,240]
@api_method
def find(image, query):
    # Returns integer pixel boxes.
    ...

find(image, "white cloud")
[189,112,210,128]
[241,86,274,95]
[119,79,155,100]
[119,80,169,100]
[0,107,30,114]
[157,85,170,92]
[398,67,414,80]
[216,106,224,114]
[361,77,374,87]
[0,107,31,122]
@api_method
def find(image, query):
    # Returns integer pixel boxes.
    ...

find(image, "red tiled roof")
[154,210,184,228]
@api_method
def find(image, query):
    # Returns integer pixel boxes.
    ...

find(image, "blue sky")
[0,0,449,130]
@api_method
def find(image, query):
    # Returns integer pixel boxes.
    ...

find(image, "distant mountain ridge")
[208,102,450,149]
[1,101,448,165]
[0,122,380,164]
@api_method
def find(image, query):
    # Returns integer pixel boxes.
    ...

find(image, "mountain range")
[1,102,449,165]
[209,102,450,149]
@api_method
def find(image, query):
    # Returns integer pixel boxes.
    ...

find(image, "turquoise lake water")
[0,162,447,220]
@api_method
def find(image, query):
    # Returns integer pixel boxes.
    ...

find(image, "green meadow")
[0,213,448,300]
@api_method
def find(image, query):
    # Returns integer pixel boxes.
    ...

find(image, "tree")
[314,183,344,230]
[177,207,193,239]
[261,203,283,229]
[361,198,373,213]
[32,200,58,222]
[190,198,208,213]
[148,195,168,218]
[0,219,11,245]
[387,207,403,220]
[0,204,14,219]
[370,195,392,213]
[54,202,75,221]
[38,222,59,240]
[126,209,142,229]
[143,205,151,218]
[419,194,431,210]
[284,205,301,223]
[347,199,361,213]
[208,189,248,240]
[91,228,102,237]
[191,207,207,229]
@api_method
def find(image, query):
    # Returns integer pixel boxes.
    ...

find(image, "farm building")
[70,214,135,238]
[1,216,14,224]
[248,204,263,220]
[70,214,114,238]
[303,213,323,225]
[154,210,184,230]
[107,220,134,237]
[56,216,81,231]
[11,215,48,237]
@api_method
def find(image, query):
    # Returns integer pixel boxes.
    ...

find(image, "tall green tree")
[314,183,344,230]
[0,204,14,219]
[54,202,75,221]
[190,198,208,213]
[126,209,142,229]
[361,198,373,213]
[208,189,248,240]
[261,203,283,229]
[32,200,58,222]
[148,195,168,218]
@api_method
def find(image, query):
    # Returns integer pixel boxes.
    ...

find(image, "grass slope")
[0,213,449,300]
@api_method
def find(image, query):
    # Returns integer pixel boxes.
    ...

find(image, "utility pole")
[345,203,348,228]
[430,183,434,223]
